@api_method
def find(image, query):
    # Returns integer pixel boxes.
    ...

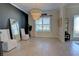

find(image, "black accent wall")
[0,3,28,29]
[25,15,29,34]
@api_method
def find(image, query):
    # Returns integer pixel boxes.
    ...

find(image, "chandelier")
[30,8,42,20]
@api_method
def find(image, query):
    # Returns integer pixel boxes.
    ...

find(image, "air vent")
[42,13,52,16]
[42,13,47,16]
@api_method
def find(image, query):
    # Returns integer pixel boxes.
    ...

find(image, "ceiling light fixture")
[30,8,42,20]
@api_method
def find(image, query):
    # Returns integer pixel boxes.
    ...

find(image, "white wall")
[58,5,66,42]
[28,10,59,38]
[28,13,35,37]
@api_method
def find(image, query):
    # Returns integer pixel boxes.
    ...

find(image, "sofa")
[0,29,17,51]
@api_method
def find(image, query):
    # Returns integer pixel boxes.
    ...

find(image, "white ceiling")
[11,3,63,13]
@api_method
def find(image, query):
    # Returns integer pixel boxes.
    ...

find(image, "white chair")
[0,29,17,51]
[21,29,29,40]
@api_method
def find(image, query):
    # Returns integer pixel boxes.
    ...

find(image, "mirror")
[9,18,20,41]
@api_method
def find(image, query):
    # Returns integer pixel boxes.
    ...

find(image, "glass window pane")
[35,18,42,24]
[35,16,51,32]
[35,25,42,32]
[43,16,50,24]
[43,25,50,32]
[73,16,79,37]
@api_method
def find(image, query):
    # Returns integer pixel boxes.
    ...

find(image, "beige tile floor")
[3,37,79,56]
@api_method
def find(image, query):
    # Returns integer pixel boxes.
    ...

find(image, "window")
[35,15,51,32]
[73,15,79,37]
